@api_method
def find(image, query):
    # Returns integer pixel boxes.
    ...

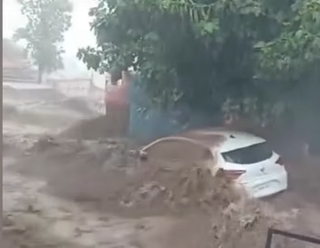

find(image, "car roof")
[180,128,266,153]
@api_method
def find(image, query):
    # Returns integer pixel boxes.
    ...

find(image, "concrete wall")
[53,79,91,97]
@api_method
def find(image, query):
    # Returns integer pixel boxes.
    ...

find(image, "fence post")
[265,228,273,248]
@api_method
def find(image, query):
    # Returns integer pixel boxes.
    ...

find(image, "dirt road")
[3,88,320,248]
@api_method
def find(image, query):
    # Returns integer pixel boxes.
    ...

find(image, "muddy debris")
[116,159,241,213]
[118,157,299,248]
[109,156,296,248]
[7,137,300,248]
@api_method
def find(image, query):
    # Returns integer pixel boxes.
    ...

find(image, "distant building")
[48,74,105,101]
[45,66,102,95]
[2,39,37,83]
[49,78,90,97]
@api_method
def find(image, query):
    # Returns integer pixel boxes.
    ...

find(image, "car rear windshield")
[221,142,273,164]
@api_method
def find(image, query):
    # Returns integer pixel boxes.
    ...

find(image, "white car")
[141,128,288,198]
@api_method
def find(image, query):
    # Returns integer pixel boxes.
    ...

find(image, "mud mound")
[117,156,289,247]
[59,115,127,140]
[116,159,241,214]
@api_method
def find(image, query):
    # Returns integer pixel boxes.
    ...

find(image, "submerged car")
[141,128,288,198]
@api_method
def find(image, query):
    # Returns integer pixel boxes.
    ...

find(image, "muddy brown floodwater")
[3,89,320,248]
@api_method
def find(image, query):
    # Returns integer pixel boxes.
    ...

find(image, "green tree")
[254,0,320,141]
[78,0,320,128]
[14,0,73,83]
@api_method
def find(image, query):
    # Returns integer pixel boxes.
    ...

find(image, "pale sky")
[3,0,104,84]
[3,0,97,55]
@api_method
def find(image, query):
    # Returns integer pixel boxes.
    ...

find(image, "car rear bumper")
[238,170,288,198]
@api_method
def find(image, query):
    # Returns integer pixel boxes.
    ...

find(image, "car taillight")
[223,169,246,180]
[276,157,285,167]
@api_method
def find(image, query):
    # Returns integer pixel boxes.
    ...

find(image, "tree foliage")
[14,0,73,83]
[253,0,320,130]
[78,0,320,126]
